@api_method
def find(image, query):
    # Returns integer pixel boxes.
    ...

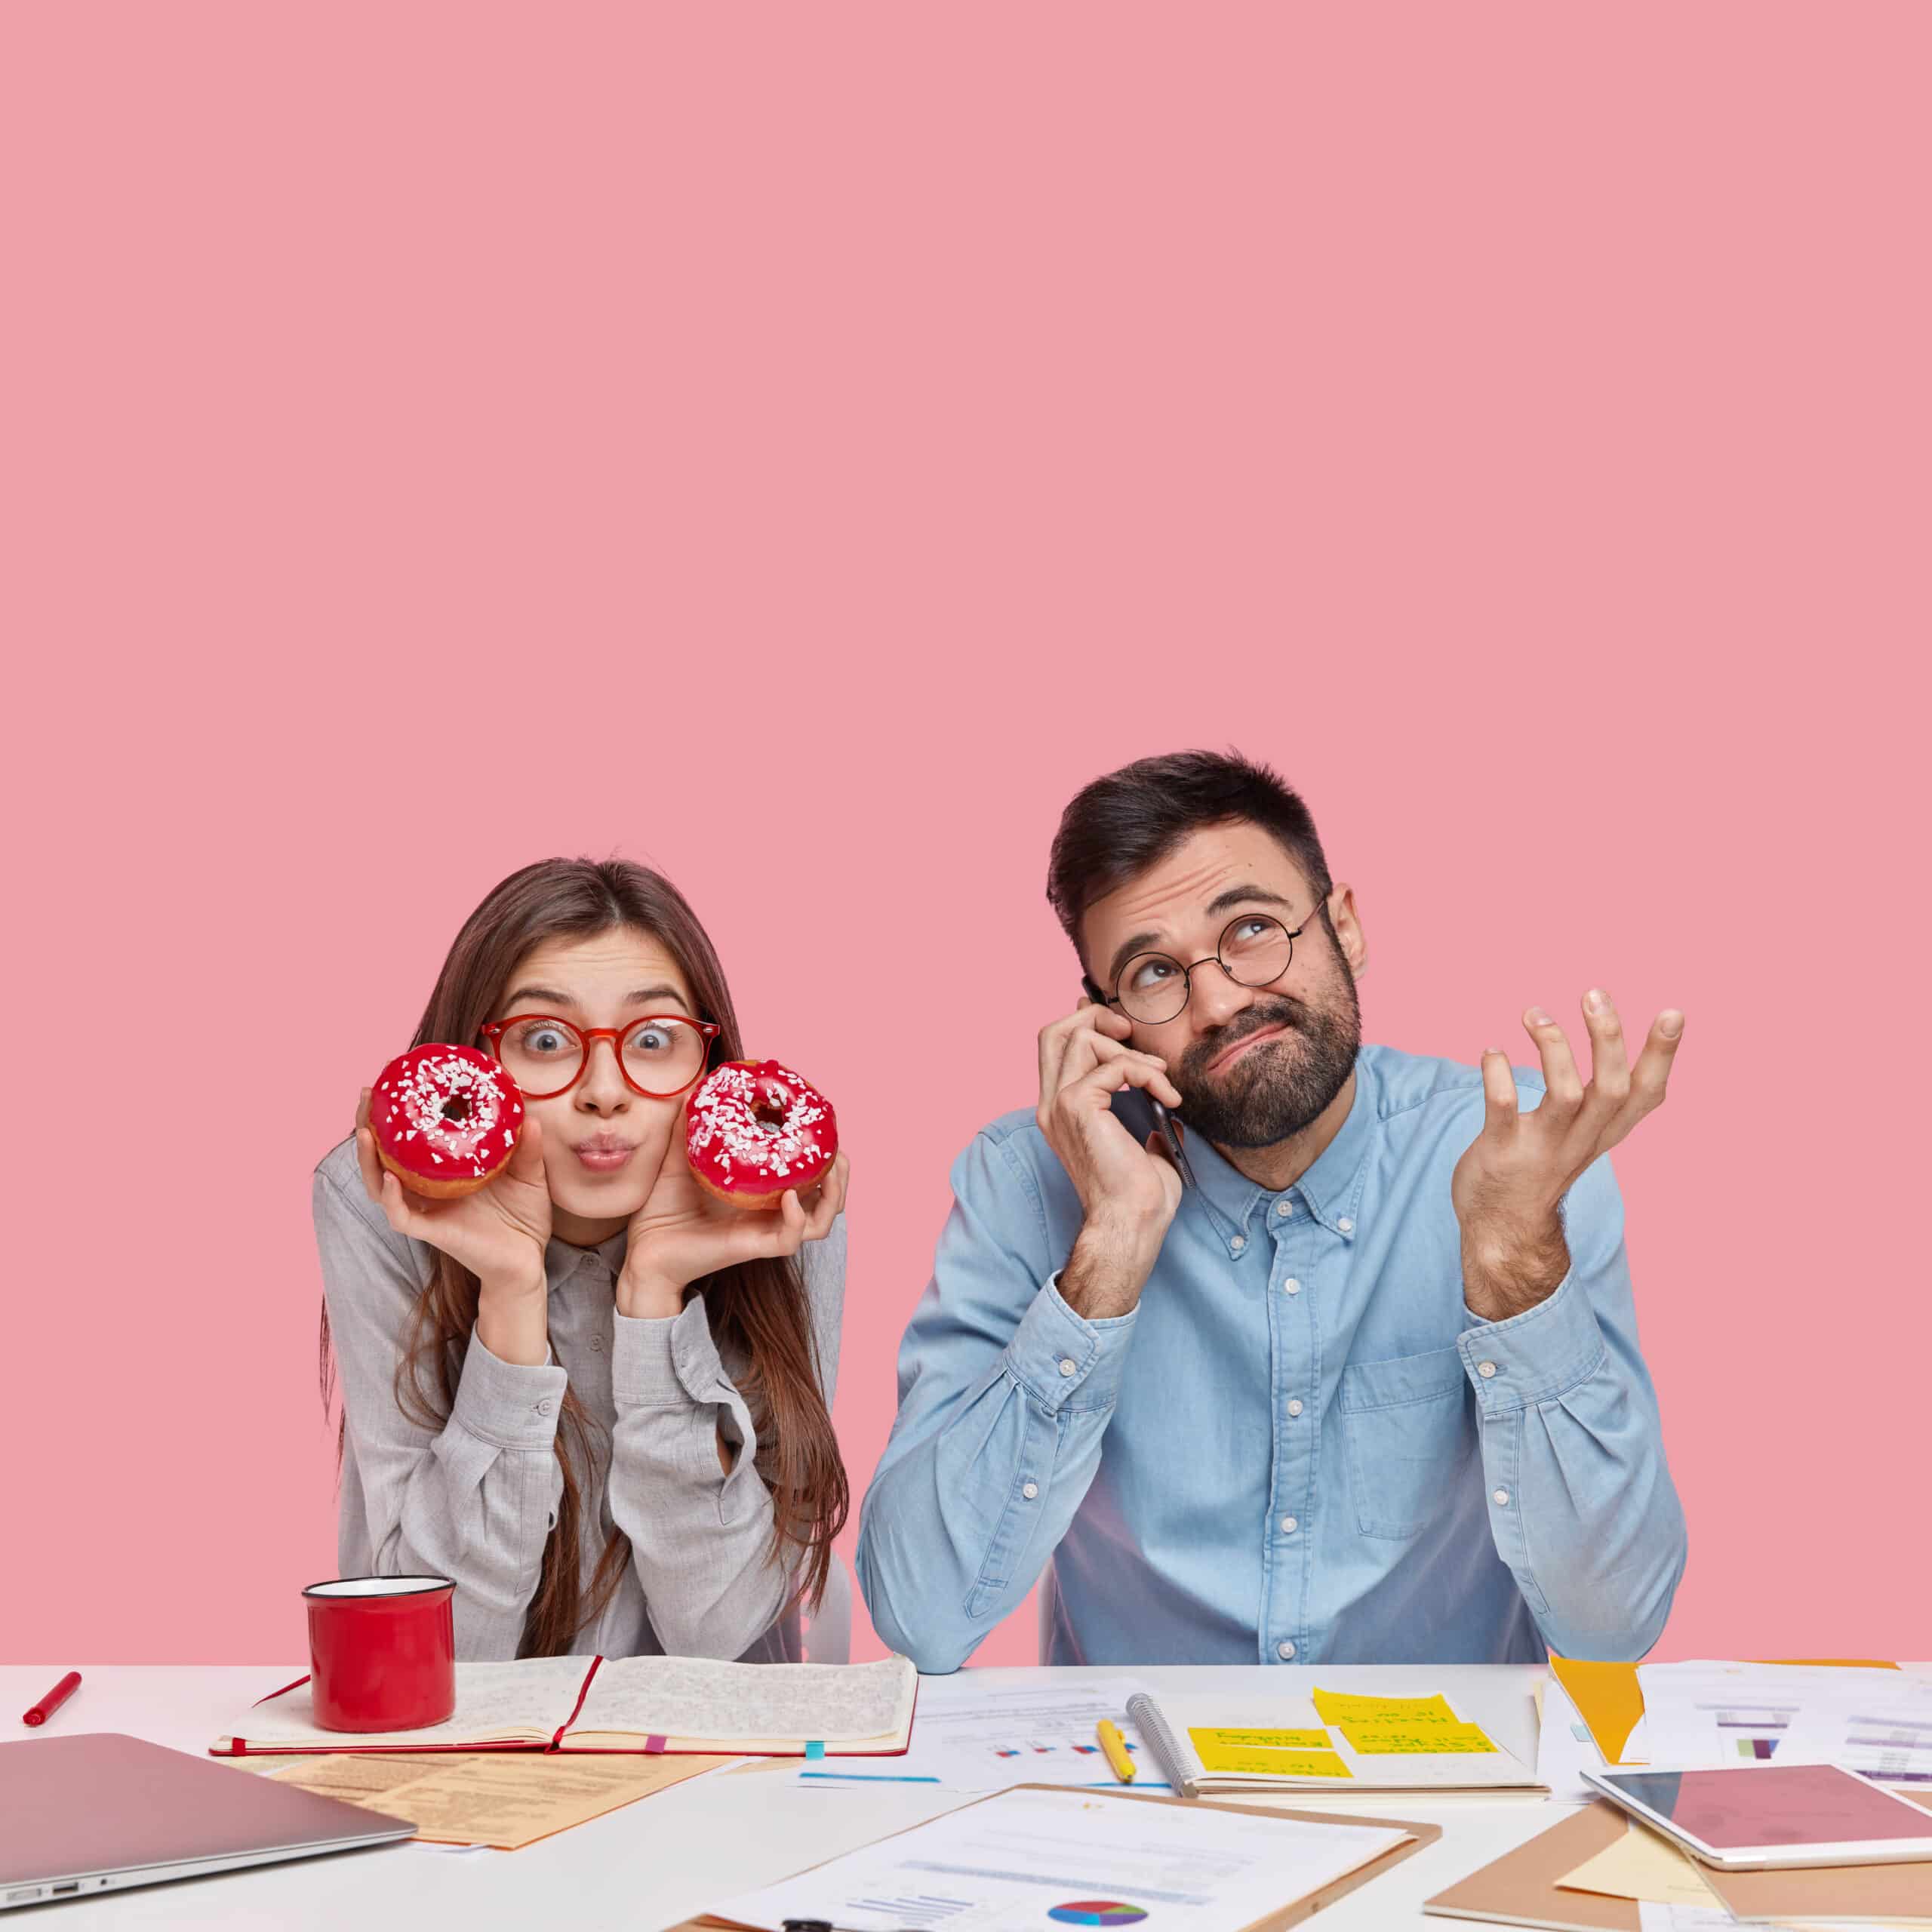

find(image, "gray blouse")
[311,1137,844,1662]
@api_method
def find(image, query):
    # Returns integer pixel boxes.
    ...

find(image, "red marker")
[22,1672,81,1727]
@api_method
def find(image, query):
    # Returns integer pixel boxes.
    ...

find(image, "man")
[857,749,1687,1671]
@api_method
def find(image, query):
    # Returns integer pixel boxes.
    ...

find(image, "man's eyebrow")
[1203,883,1297,920]
[1106,932,1164,989]
[1104,885,1300,988]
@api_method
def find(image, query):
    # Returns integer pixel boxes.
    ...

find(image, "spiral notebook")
[1127,1687,1546,1797]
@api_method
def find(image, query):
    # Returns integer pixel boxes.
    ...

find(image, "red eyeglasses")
[478,1013,721,1100]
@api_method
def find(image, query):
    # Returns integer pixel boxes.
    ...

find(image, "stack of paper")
[1635,1907,1881,1931]
[1426,1798,1932,1931]
[1780,1674,1932,1786]
[1636,1661,1932,1782]
[1564,1817,1932,1931]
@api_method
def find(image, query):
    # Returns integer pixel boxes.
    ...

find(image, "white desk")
[0,1660,1715,1929]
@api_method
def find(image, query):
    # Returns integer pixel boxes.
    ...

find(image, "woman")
[313,858,850,1663]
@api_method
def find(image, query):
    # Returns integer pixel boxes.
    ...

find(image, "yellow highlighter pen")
[1096,1719,1137,1783]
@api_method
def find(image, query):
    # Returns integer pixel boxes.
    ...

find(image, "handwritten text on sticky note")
[1191,1727,1333,1753]
[1312,1689,1461,1727]
[1189,1727,1352,1778]
[1340,1720,1500,1755]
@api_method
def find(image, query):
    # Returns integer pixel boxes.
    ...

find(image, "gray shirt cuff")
[451,1331,569,1448]
[611,1295,728,1409]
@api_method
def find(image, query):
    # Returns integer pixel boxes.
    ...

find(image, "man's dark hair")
[1046,749,1334,959]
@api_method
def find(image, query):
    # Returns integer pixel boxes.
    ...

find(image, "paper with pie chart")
[707,1785,1413,1932]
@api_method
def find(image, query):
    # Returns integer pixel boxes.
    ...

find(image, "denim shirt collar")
[1182,1053,1378,1243]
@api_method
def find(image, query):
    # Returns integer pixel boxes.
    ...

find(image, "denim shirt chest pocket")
[1338,1343,1475,1539]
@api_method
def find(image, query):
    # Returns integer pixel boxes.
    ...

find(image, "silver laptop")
[0,1733,414,1909]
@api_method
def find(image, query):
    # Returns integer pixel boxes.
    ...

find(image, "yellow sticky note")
[1189,1728,1352,1779]
[1340,1721,1499,1755]
[1189,1727,1333,1753]
[1312,1688,1460,1727]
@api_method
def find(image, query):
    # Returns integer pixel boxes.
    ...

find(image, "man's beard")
[1172,977,1362,1150]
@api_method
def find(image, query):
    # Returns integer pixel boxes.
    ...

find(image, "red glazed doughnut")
[371,1044,526,1199]
[685,1059,837,1211]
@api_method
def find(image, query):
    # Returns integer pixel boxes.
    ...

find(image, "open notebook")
[1128,1687,1545,1797]
[211,1654,918,1758]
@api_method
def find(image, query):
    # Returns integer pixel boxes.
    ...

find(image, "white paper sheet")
[1635,1662,1906,1770]
[710,1785,1410,1932]
[784,1675,1160,1792]
[1777,1678,1932,1787]
[1636,1905,1871,1932]
[1536,1675,1607,1802]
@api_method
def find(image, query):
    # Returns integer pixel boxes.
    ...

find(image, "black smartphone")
[1083,977,1196,1190]
[1146,1095,1198,1190]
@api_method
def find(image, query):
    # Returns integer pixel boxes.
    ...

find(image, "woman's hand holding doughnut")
[353,1088,554,1363]
[616,1131,850,1320]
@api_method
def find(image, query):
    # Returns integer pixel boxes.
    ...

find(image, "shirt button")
[1277,1641,1297,1660]
[592,1335,605,1354]
[1230,1235,1247,1254]
[1493,1487,1511,1507]
[1275,1200,1292,1219]
[1337,1217,1354,1234]
[536,1399,554,1416]
[1022,1481,1040,1500]
[1477,1360,1497,1378]
[1057,1358,1077,1377]
[1287,1398,1304,1417]
[1282,1278,1300,1295]
[1280,1515,1298,1534]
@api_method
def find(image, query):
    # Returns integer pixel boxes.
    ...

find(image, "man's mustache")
[1183,997,1304,1080]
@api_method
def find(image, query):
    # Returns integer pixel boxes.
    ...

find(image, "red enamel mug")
[302,1575,457,1732]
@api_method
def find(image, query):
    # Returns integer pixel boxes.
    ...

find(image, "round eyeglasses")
[1084,907,1324,1025]
[478,1013,721,1100]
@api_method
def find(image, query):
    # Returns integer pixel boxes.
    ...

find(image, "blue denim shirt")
[857,1042,1686,1672]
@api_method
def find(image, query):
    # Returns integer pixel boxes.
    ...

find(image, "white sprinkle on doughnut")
[372,1047,523,1183]
[686,1060,836,1198]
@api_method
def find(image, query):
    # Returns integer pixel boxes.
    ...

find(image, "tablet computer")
[1582,1761,1932,1870]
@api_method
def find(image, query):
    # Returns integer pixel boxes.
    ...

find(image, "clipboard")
[674,1783,1444,1932]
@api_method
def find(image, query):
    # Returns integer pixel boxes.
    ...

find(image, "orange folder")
[1549,1654,1900,1767]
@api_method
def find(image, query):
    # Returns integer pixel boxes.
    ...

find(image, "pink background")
[5,7,1926,1666]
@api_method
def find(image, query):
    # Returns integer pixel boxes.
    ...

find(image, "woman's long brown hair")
[320,858,848,1657]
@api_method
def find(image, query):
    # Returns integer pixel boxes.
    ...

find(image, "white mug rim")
[302,1574,454,1601]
